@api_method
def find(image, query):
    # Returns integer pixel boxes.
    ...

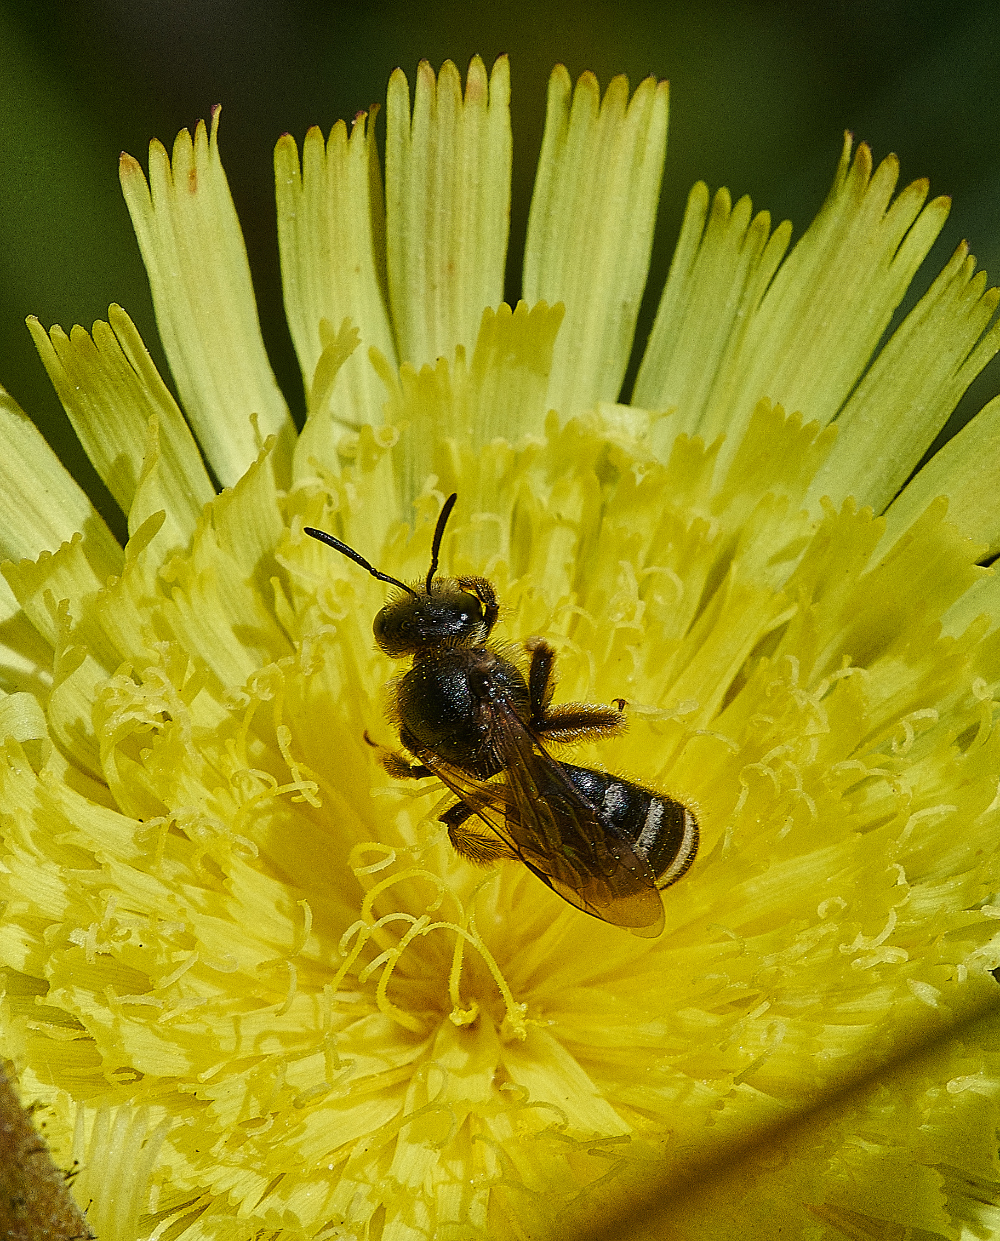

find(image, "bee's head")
[305,494,499,657]
[373,581,490,656]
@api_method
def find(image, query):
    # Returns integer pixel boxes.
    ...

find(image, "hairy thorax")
[396,646,529,776]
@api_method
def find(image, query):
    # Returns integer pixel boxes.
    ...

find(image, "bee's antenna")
[304,527,418,596]
[426,493,458,593]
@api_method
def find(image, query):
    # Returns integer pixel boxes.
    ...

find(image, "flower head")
[1,55,1000,1241]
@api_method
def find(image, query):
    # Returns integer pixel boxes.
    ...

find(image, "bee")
[305,494,697,936]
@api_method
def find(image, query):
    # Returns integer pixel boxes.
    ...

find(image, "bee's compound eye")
[448,597,485,640]
[458,596,483,625]
[373,604,408,655]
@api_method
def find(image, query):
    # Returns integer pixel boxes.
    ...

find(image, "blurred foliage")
[0,0,997,537]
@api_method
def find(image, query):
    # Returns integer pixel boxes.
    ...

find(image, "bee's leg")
[381,752,434,780]
[525,638,626,742]
[364,730,432,780]
[440,799,475,826]
[526,637,557,724]
[441,801,513,864]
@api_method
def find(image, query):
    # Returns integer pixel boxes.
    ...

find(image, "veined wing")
[418,705,665,937]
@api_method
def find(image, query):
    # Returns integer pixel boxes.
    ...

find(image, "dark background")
[1,0,997,536]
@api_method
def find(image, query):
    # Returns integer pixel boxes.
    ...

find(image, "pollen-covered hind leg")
[441,800,513,864]
[525,638,627,742]
[446,822,513,865]
[363,730,432,780]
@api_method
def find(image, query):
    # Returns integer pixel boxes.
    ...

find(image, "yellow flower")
[1,54,999,1241]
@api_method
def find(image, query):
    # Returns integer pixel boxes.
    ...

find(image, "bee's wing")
[499,716,666,937]
[425,710,665,937]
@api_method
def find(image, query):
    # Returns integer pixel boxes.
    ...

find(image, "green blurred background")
[1,0,997,538]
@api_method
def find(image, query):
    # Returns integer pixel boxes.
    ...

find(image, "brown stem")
[0,1063,93,1240]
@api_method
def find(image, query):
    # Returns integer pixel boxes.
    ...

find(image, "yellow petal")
[386,56,511,366]
[291,318,362,484]
[0,691,49,774]
[155,440,290,694]
[120,108,294,486]
[0,386,120,569]
[0,387,122,693]
[633,182,792,443]
[380,299,564,504]
[3,532,117,652]
[524,67,669,417]
[585,1004,1000,1241]
[275,114,396,429]
[942,566,1000,644]
[641,137,951,463]
[0,691,46,745]
[27,307,213,543]
[3,531,134,777]
[71,1105,169,1241]
[883,391,1000,554]
[817,253,1000,520]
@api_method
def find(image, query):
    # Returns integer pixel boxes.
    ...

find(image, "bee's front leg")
[363,730,433,779]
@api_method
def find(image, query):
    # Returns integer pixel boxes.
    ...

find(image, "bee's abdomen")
[560,764,699,890]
